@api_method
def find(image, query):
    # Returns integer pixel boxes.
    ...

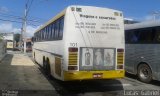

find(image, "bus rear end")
[63,6,125,81]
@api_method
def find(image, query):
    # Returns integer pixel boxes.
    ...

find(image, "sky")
[0,0,160,37]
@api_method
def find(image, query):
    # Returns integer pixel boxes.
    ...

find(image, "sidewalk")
[0,52,57,95]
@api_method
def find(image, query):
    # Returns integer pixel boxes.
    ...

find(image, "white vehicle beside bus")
[33,5,125,81]
[125,20,160,83]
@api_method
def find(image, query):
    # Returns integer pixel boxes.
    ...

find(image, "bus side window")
[54,21,58,39]
[45,27,47,40]
[52,23,55,40]
[57,19,60,39]
[155,27,160,43]
[39,30,41,41]
[45,26,48,41]
[42,29,44,41]
[49,24,52,40]
[131,31,138,43]
[156,35,160,43]
[59,17,64,40]
[125,30,132,44]
[126,30,139,44]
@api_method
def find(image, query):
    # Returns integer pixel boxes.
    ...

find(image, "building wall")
[0,40,6,61]
[0,32,14,41]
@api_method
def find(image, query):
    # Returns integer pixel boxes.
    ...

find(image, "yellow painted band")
[63,70,125,81]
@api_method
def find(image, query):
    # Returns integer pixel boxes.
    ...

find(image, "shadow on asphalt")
[126,72,160,87]
[0,54,13,65]
[28,53,124,96]
[125,72,138,80]
[53,79,123,96]
[37,65,124,96]
[150,80,160,86]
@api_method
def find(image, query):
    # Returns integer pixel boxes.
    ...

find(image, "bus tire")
[46,59,51,77]
[137,64,152,83]
[33,52,37,63]
[43,57,46,70]
[34,52,35,59]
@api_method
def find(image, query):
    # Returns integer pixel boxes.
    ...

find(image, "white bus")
[33,5,125,81]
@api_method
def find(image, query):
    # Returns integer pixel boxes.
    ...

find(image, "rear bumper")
[63,70,125,81]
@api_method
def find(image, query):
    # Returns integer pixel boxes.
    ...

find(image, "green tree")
[14,33,21,43]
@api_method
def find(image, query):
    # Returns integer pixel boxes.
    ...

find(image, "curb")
[0,54,6,62]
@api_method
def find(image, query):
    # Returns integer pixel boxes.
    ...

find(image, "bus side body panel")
[33,41,65,80]
[33,10,67,81]
[125,24,160,81]
[125,44,160,80]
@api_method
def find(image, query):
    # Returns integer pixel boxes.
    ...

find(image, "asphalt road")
[0,51,56,96]
[42,74,160,96]
[27,51,160,96]
[1,51,160,96]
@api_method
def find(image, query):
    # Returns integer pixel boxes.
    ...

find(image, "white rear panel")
[63,6,125,71]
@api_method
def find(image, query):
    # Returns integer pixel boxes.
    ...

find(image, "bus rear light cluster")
[69,47,78,52]
[68,47,78,66]
[117,48,124,69]
[68,66,78,70]
[117,49,124,52]
[117,65,123,69]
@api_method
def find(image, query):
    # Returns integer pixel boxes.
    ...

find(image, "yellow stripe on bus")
[63,70,125,81]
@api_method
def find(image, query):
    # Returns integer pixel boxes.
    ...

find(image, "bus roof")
[125,20,160,30]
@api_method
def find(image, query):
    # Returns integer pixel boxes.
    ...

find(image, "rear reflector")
[117,65,123,69]
[69,47,78,52]
[68,47,78,65]
[117,48,124,65]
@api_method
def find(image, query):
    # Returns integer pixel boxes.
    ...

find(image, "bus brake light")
[117,49,124,52]
[68,66,77,70]
[69,47,78,52]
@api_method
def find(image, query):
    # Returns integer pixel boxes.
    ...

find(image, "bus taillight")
[117,49,124,52]
[69,47,78,52]
[68,66,78,70]
[117,48,124,69]
[68,47,78,66]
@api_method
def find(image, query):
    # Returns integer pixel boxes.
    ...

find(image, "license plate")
[93,73,103,78]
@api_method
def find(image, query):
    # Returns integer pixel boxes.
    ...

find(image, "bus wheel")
[33,52,37,63]
[137,64,152,83]
[34,52,35,59]
[46,59,51,77]
[43,58,46,70]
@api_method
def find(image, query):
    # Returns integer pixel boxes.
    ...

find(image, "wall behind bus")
[0,40,6,61]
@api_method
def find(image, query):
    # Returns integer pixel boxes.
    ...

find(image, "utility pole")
[22,2,27,53]
[20,27,23,52]
[22,0,34,53]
